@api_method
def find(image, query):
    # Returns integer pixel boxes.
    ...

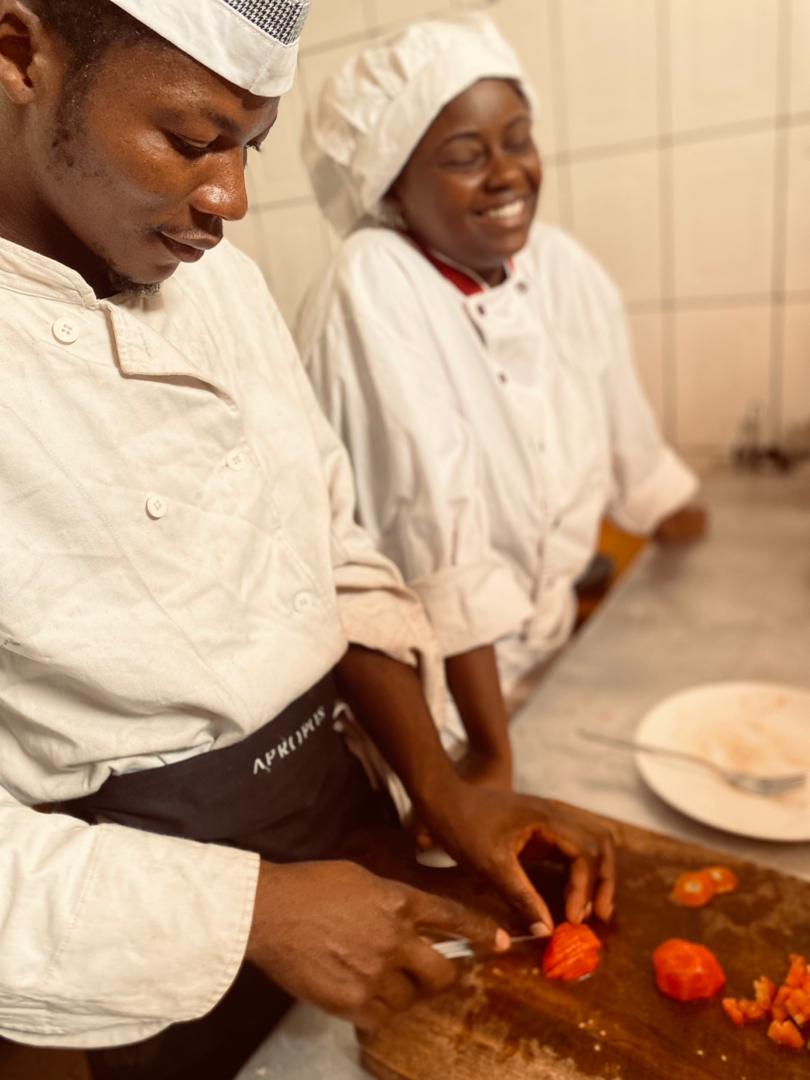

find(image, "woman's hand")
[419,787,616,936]
[455,746,513,791]
[653,504,708,544]
[410,747,513,851]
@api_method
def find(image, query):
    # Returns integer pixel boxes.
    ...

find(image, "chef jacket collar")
[0,235,226,388]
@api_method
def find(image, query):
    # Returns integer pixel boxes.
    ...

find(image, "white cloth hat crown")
[109,0,310,95]
[303,14,534,236]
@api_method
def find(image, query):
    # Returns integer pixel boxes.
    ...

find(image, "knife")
[432,934,538,960]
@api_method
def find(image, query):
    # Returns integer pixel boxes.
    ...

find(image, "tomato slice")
[653,939,726,1002]
[542,922,602,982]
[702,866,739,895]
[670,870,716,908]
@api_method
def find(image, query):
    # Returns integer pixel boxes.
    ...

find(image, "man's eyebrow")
[161,106,241,136]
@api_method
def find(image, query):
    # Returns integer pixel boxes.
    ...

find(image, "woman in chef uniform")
[297,14,704,790]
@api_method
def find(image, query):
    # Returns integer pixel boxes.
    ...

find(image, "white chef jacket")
[298,223,698,692]
[0,235,440,1048]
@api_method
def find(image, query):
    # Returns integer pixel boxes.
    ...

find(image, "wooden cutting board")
[347,811,810,1080]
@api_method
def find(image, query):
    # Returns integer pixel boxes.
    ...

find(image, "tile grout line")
[545,0,573,231]
[626,291,810,314]
[656,0,678,443]
[768,0,793,442]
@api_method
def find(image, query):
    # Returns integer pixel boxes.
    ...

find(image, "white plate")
[635,681,810,842]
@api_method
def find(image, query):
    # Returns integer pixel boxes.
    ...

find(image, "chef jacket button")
[498,371,508,385]
[52,316,79,344]
[226,448,247,471]
[516,280,529,294]
[145,494,167,520]
[477,303,486,316]
[293,591,315,614]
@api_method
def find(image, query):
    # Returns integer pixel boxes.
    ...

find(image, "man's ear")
[0,1,49,106]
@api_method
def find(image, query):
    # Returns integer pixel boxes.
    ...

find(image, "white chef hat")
[303,14,534,237]
[108,0,310,96]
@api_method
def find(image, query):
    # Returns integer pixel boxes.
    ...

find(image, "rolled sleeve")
[609,444,699,535]
[0,789,259,1049]
[602,300,699,534]
[411,558,534,658]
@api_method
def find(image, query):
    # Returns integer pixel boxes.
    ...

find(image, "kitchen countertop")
[238,463,810,1080]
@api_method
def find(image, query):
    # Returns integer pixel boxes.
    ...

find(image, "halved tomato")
[670,870,716,908]
[542,922,602,982]
[653,939,726,1002]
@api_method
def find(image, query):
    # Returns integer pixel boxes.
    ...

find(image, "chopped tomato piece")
[753,975,776,1010]
[670,870,716,908]
[772,984,792,1023]
[786,988,810,1027]
[767,1019,805,1050]
[653,939,726,1002]
[785,954,808,989]
[702,866,739,895]
[542,922,602,982]
[721,997,765,1025]
[722,998,745,1027]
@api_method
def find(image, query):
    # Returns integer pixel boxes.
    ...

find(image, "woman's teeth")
[480,199,526,221]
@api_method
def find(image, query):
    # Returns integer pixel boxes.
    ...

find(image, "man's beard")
[106,266,162,298]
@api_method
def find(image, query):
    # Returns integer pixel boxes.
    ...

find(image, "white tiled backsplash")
[229,0,810,457]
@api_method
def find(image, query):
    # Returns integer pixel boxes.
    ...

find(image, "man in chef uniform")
[0,2,614,1079]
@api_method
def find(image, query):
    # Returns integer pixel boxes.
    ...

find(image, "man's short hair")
[31,0,158,75]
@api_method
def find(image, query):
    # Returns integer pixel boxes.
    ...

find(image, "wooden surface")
[354,813,810,1080]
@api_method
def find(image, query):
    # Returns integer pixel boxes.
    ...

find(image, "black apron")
[54,671,396,1080]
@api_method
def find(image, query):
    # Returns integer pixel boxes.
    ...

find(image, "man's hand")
[245,860,507,1032]
[420,787,616,936]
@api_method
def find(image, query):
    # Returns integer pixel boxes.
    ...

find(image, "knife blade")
[431,934,538,960]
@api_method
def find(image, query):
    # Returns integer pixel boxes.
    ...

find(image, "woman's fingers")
[564,851,597,924]
[594,832,617,921]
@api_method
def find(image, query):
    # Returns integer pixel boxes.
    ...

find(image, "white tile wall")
[674,306,772,448]
[669,0,781,133]
[253,204,331,330]
[789,0,810,114]
[300,0,369,48]
[784,123,810,292]
[569,149,662,305]
[671,130,776,299]
[782,305,810,433]
[559,0,659,151]
[228,0,810,455]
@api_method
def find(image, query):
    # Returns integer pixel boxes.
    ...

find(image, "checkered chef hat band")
[108,0,311,95]
[221,0,309,45]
